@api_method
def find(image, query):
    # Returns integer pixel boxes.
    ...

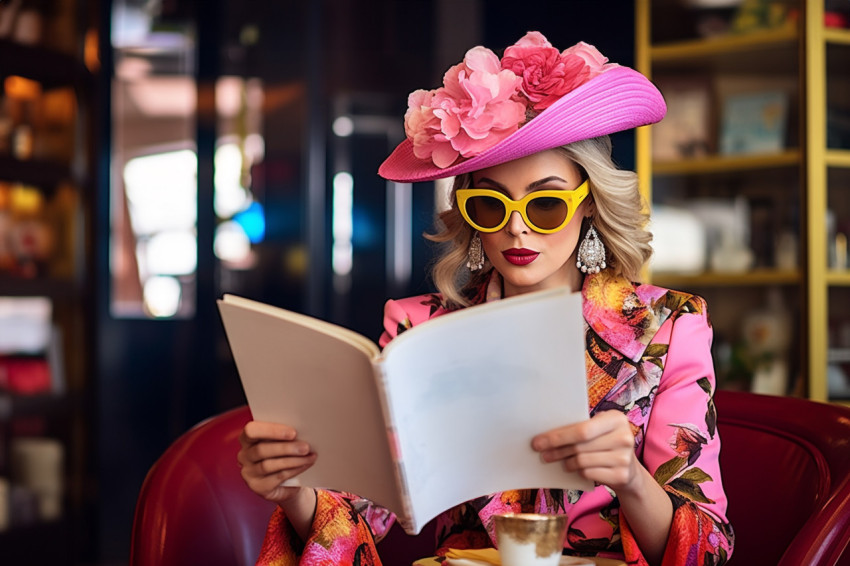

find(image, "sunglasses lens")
[527,196,569,230]
[466,195,506,229]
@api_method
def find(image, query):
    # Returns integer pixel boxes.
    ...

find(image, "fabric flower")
[502,33,617,111]
[404,89,457,168]
[402,33,619,168]
[404,46,525,168]
[563,40,618,79]
[502,31,589,110]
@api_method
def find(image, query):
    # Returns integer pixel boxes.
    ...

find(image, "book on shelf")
[0,296,63,395]
[719,91,789,156]
[217,287,592,535]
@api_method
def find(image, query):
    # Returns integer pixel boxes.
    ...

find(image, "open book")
[217,287,592,535]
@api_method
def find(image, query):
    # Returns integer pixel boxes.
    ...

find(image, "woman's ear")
[583,198,596,218]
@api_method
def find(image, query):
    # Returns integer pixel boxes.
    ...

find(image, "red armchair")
[130,391,850,566]
[128,405,436,566]
[713,390,850,565]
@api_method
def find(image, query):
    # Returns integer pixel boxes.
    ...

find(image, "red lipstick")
[502,248,539,266]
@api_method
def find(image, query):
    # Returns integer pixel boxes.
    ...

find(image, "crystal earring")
[576,223,606,274]
[467,232,485,271]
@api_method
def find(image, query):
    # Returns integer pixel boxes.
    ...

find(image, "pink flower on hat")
[564,40,617,77]
[400,32,627,171]
[502,32,616,111]
[405,46,525,169]
[404,89,455,167]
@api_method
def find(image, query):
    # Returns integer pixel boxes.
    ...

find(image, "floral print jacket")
[255,270,735,565]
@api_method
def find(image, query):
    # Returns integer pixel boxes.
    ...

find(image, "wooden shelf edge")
[827,270,850,286]
[829,348,850,363]
[651,26,798,60]
[826,149,850,168]
[824,27,850,45]
[0,39,85,87]
[650,269,801,287]
[0,156,74,188]
[653,150,800,175]
[0,276,78,297]
[0,392,75,422]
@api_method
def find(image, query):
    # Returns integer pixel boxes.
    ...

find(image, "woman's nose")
[505,210,530,235]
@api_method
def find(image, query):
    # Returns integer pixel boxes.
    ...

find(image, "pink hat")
[378,32,666,183]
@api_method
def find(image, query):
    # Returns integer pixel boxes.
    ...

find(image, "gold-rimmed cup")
[494,512,567,566]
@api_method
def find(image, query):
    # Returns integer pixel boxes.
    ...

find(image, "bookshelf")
[0,1,94,560]
[636,0,850,403]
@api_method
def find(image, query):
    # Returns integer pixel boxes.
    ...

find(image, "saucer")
[443,555,593,566]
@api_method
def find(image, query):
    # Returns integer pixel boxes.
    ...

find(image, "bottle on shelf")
[4,76,42,162]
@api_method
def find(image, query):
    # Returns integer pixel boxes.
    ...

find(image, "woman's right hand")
[237,421,318,506]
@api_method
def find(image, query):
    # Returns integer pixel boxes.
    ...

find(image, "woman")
[238,32,735,566]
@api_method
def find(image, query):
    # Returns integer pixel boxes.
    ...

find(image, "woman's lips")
[502,248,539,266]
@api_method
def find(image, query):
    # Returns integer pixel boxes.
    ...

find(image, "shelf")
[653,150,800,176]
[824,28,850,46]
[827,270,850,286]
[651,26,798,74]
[650,269,801,287]
[0,156,73,188]
[0,40,86,89]
[652,26,798,59]
[0,519,72,563]
[830,349,850,364]
[0,393,74,422]
[826,150,850,168]
[0,276,78,298]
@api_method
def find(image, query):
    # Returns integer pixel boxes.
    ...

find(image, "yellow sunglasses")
[456,180,590,234]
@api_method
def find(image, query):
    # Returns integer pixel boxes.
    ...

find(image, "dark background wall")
[93,0,636,562]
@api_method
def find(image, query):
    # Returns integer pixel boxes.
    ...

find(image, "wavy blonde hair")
[425,136,653,308]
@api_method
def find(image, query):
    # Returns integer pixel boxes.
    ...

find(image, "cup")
[494,512,567,566]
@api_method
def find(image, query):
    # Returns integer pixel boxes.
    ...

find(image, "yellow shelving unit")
[636,0,850,403]
[651,269,802,288]
[653,151,800,175]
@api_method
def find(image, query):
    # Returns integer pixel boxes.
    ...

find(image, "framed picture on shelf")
[719,91,789,155]
[652,77,713,161]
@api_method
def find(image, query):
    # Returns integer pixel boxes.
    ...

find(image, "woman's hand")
[237,421,318,506]
[531,410,643,494]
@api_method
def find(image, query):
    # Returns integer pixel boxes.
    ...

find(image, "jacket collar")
[482,270,672,363]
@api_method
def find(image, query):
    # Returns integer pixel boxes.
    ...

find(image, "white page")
[217,297,406,517]
[380,287,592,531]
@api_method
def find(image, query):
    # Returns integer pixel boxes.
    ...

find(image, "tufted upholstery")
[130,391,850,565]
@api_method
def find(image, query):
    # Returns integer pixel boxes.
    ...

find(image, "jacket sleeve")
[620,297,735,566]
[255,490,391,565]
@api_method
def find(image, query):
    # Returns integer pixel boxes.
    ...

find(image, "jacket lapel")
[582,271,672,363]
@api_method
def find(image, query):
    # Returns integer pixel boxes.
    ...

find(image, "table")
[413,549,627,566]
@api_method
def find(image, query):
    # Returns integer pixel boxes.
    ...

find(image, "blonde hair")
[425,136,653,308]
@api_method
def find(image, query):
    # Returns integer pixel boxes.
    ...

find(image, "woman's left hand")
[531,410,643,494]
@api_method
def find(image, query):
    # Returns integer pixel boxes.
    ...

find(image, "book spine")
[372,360,418,534]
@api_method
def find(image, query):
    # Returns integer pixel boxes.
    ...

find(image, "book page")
[380,287,592,532]
[217,296,405,517]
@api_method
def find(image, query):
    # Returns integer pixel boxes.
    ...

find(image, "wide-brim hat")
[378,37,666,183]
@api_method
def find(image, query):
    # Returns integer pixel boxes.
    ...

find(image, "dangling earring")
[577,222,606,274]
[467,232,485,271]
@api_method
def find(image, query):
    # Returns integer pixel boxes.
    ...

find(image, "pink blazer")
[255,270,734,566]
